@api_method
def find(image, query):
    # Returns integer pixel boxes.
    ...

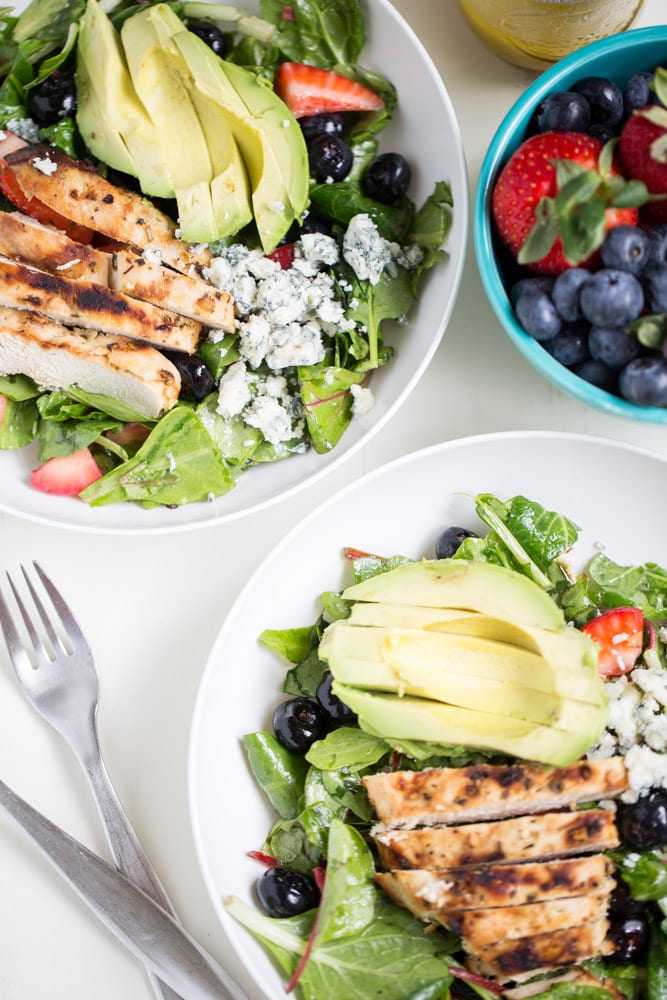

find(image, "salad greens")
[0,0,453,508]
[230,492,667,1000]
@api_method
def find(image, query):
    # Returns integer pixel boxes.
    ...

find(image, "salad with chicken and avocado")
[229,492,667,1000]
[0,0,452,507]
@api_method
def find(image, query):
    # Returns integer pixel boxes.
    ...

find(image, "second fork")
[0,562,184,1000]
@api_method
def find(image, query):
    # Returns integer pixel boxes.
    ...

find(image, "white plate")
[0,0,468,534]
[189,430,667,1000]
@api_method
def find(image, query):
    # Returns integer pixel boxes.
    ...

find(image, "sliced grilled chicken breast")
[0,306,180,418]
[0,258,201,353]
[363,758,628,830]
[376,855,614,914]
[0,211,110,283]
[375,809,619,869]
[110,250,233,330]
[466,920,614,982]
[444,892,611,945]
[4,146,211,276]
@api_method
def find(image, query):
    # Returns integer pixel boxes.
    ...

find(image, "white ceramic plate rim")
[0,0,469,535]
[188,429,667,1000]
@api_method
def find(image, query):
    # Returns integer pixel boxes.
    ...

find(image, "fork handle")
[83,730,184,1000]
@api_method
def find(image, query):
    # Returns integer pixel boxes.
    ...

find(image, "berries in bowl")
[475,26,667,422]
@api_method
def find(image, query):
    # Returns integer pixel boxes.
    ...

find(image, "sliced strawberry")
[30,448,102,496]
[0,167,95,244]
[0,394,7,427]
[266,243,295,269]
[103,422,151,447]
[492,131,645,275]
[582,606,645,677]
[275,62,385,119]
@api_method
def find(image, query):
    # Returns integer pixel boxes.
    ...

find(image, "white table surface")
[1,2,666,998]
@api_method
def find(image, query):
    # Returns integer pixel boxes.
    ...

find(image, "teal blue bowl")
[475,26,667,424]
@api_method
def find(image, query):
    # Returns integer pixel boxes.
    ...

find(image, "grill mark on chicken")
[0,258,201,353]
[363,758,627,829]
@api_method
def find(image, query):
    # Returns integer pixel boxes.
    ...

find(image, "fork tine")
[6,571,55,662]
[0,582,33,677]
[32,562,86,647]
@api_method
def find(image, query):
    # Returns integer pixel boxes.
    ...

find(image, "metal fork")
[0,562,184,1000]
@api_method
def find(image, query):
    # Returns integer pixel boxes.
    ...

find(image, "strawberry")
[582,606,645,677]
[0,394,7,427]
[492,131,648,275]
[266,243,295,269]
[0,167,95,244]
[30,448,102,496]
[275,62,385,118]
[619,67,667,222]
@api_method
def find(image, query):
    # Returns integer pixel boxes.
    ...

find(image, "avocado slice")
[173,29,309,251]
[320,623,606,704]
[76,0,172,197]
[343,560,567,631]
[346,602,600,672]
[121,5,220,241]
[124,4,252,241]
[332,684,602,767]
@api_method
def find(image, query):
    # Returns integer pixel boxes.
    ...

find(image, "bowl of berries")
[475,25,667,422]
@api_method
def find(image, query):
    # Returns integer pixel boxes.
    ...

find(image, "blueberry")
[28,72,77,126]
[642,264,667,313]
[272,697,329,754]
[588,123,617,144]
[509,276,554,305]
[573,357,618,393]
[287,211,333,241]
[609,914,649,963]
[316,672,357,726]
[589,325,639,370]
[362,152,412,203]
[300,112,347,142]
[609,880,648,918]
[646,224,667,267]
[534,91,590,133]
[515,290,561,341]
[618,789,667,849]
[579,269,644,327]
[572,75,624,128]
[619,356,667,407]
[187,20,227,56]
[162,351,216,402]
[552,267,590,321]
[435,526,478,559]
[544,322,590,366]
[256,868,320,918]
[624,72,655,115]
[308,134,353,182]
[600,225,649,274]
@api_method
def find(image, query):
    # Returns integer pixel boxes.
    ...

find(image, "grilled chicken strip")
[376,855,614,915]
[466,920,614,982]
[110,250,234,330]
[0,258,201,353]
[0,211,110,284]
[0,306,180,418]
[363,758,628,830]
[442,893,611,945]
[4,146,211,276]
[375,809,619,870]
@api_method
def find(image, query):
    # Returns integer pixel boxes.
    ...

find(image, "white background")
[1,2,666,998]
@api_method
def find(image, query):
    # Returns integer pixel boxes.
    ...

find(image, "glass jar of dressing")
[457,0,644,71]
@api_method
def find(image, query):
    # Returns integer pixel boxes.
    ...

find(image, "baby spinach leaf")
[265,811,324,872]
[227,889,455,1000]
[0,396,39,449]
[618,852,667,901]
[37,411,121,461]
[306,727,390,771]
[260,625,315,665]
[80,407,235,507]
[0,373,40,400]
[535,986,620,1000]
[587,553,667,619]
[260,0,365,67]
[298,364,368,453]
[350,551,413,584]
[243,732,308,820]
[314,819,374,946]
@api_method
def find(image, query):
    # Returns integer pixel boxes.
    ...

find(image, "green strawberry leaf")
[517,198,558,263]
[654,66,667,107]
[560,196,606,264]
[611,178,652,208]
[553,169,599,213]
